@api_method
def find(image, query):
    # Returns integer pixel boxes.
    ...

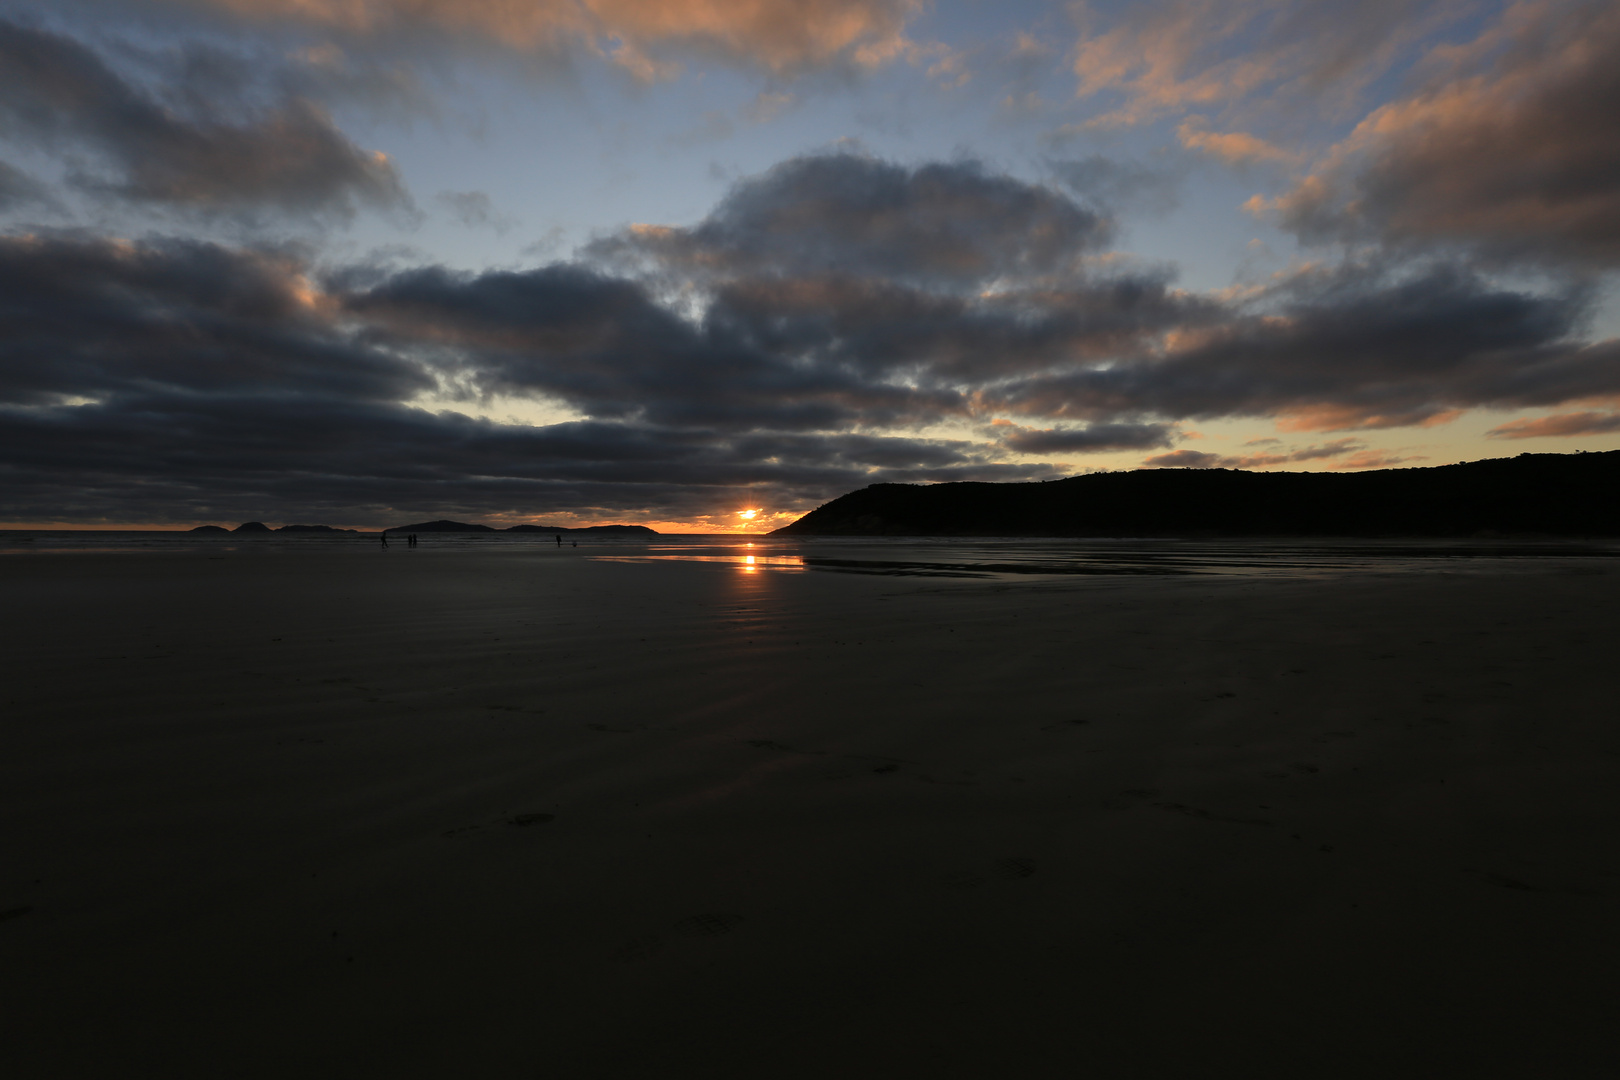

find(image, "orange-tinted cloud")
[1176,119,1298,165]
[1069,0,1457,129]
[1263,0,1620,267]
[1142,437,1367,468]
[1328,450,1427,469]
[185,0,923,76]
[1486,411,1620,439]
[1276,405,1462,433]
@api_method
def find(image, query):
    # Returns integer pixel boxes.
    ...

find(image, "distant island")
[190,522,360,534]
[770,451,1620,538]
[189,519,658,535]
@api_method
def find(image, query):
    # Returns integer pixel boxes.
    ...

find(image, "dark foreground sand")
[2,547,1617,1077]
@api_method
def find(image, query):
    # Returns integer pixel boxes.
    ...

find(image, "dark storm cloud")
[0,158,53,210]
[343,261,968,432]
[992,420,1178,454]
[0,232,1066,524]
[343,245,1217,430]
[703,272,1211,386]
[0,18,409,218]
[989,263,1612,432]
[1265,1,1620,268]
[586,153,1115,289]
[0,234,427,406]
[4,143,1618,525]
[0,390,1063,525]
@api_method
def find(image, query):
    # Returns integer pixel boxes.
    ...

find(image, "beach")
[3,543,1618,1077]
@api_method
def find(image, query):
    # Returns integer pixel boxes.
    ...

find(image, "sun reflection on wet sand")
[591,553,805,572]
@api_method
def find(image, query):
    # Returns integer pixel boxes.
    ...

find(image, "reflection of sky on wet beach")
[594,537,1620,580]
[2,530,1615,581]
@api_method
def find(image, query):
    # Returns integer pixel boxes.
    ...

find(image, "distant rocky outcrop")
[276,524,360,533]
[189,525,230,534]
[232,521,272,533]
[384,519,495,533]
[771,451,1620,538]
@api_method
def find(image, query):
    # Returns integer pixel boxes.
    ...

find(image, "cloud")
[1047,154,1181,216]
[1140,449,1221,468]
[1176,118,1298,165]
[1486,411,1620,439]
[1329,449,1426,469]
[0,19,410,219]
[1259,1,1620,268]
[167,0,924,78]
[0,159,55,210]
[1069,0,1456,129]
[1142,436,1369,469]
[3,148,1618,526]
[586,152,1116,289]
[989,261,1615,430]
[0,231,1068,525]
[0,234,428,407]
[992,419,1178,453]
[434,190,517,233]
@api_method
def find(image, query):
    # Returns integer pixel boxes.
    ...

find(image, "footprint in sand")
[506,813,555,827]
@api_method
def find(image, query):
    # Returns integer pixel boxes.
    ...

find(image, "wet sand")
[2,547,1617,1077]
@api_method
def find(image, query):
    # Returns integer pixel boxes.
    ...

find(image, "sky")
[1,0,1617,532]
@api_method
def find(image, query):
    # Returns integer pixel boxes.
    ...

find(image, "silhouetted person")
[380,531,388,548]
[555,535,561,546]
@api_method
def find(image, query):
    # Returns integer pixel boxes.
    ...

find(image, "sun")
[737,509,759,521]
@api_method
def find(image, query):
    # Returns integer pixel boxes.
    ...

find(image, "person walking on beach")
[380,530,388,548]
[555,535,561,546]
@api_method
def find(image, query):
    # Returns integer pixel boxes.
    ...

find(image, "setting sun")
[737,509,758,520]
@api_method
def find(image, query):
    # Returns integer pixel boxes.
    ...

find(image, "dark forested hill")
[770,451,1620,537]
